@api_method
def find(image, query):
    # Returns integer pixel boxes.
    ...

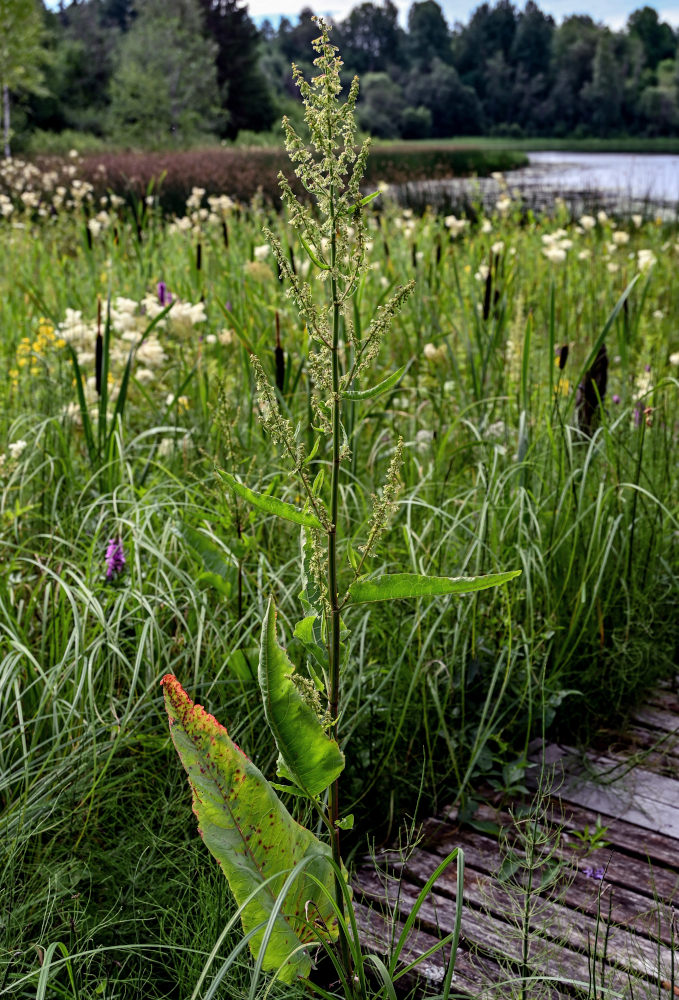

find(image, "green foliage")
[221,471,324,528]
[1,58,678,998]
[162,675,339,983]
[347,571,521,604]
[158,18,515,991]
[0,0,47,154]
[108,0,223,145]
[258,598,345,797]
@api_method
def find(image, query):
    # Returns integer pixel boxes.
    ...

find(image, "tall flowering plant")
[162,20,519,993]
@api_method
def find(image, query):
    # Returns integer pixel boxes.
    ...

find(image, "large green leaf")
[259,599,344,797]
[220,471,324,529]
[162,676,339,983]
[342,364,407,401]
[347,570,521,604]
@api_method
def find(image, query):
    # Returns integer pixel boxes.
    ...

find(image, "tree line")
[3,0,679,153]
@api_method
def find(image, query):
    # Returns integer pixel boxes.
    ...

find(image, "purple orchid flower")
[157,281,173,306]
[105,538,126,580]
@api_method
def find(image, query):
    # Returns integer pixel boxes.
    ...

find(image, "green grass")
[0,169,678,997]
[403,136,679,154]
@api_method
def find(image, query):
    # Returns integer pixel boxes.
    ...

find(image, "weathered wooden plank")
[447,800,679,879]
[620,726,679,771]
[418,822,677,945]
[645,688,679,714]
[352,899,522,997]
[632,705,679,737]
[532,743,679,838]
[384,843,677,984]
[352,900,445,987]
[357,867,658,999]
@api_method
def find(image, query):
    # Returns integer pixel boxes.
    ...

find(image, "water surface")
[517,152,679,204]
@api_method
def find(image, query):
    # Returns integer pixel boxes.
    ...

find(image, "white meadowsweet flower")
[612,230,630,245]
[137,338,167,366]
[597,210,608,224]
[423,342,443,361]
[607,261,619,273]
[491,240,505,255]
[444,214,468,236]
[669,351,679,366]
[543,246,566,263]
[496,196,512,214]
[579,215,596,230]
[632,214,643,228]
[481,219,493,234]
[254,243,271,262]
[636,371,652,395]
[652,310,664,320]
[578,249,591,260]
[414,429,434,453]
[637,249,657,271]
[8,439,28,458]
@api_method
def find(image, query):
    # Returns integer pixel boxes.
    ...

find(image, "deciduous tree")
[0,0,46,156]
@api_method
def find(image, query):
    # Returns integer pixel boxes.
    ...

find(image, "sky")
[42,0,679,32]
[243,0,679,31]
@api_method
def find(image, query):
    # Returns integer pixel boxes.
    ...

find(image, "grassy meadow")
[1,151,678,998]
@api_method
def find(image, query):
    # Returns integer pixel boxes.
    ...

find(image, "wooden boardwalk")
[354,682,679,997]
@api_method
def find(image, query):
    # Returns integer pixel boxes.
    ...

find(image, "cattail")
[95,296,103,395]
[411,242,417,268]
[576,343,608,435]
[558,344,569,370]
[196,241,202,272]
[222,220,229,248]
[288,243,297,275]
[483,253,493,321]
[274,312,285,393]
[435,237,442,266]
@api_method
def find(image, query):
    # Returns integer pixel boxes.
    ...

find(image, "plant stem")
[326,132,355,988]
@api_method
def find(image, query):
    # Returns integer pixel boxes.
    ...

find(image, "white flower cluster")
[0,439,28,473]
[444,214,469,237]
[56,290,206,405]
[0,155,126,223]
[168,187,236,235]
[542,228,573,263]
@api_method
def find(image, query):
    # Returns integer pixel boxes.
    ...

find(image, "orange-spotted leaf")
[161,675,339,983]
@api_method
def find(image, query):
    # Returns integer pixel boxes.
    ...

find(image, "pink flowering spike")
[161,675,343,984]
[105,538,125,580]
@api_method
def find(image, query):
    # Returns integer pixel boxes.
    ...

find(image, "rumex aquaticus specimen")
[162,19,520,991]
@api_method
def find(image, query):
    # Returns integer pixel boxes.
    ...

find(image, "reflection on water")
[394,150,679,216]
[519,152,679,203]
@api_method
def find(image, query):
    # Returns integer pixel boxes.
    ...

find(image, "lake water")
[515,152,679,205]
[396,150,679,216]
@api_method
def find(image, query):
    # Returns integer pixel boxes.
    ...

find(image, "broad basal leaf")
[162,676,339,983]
[347,570,521,604]
[220,471,324,529]
[259,599,344,797]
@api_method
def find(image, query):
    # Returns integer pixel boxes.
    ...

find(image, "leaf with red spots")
[258,598,344,797]
[161,675,339,983]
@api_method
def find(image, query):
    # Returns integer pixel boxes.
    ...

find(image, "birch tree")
[0,0,46,157]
